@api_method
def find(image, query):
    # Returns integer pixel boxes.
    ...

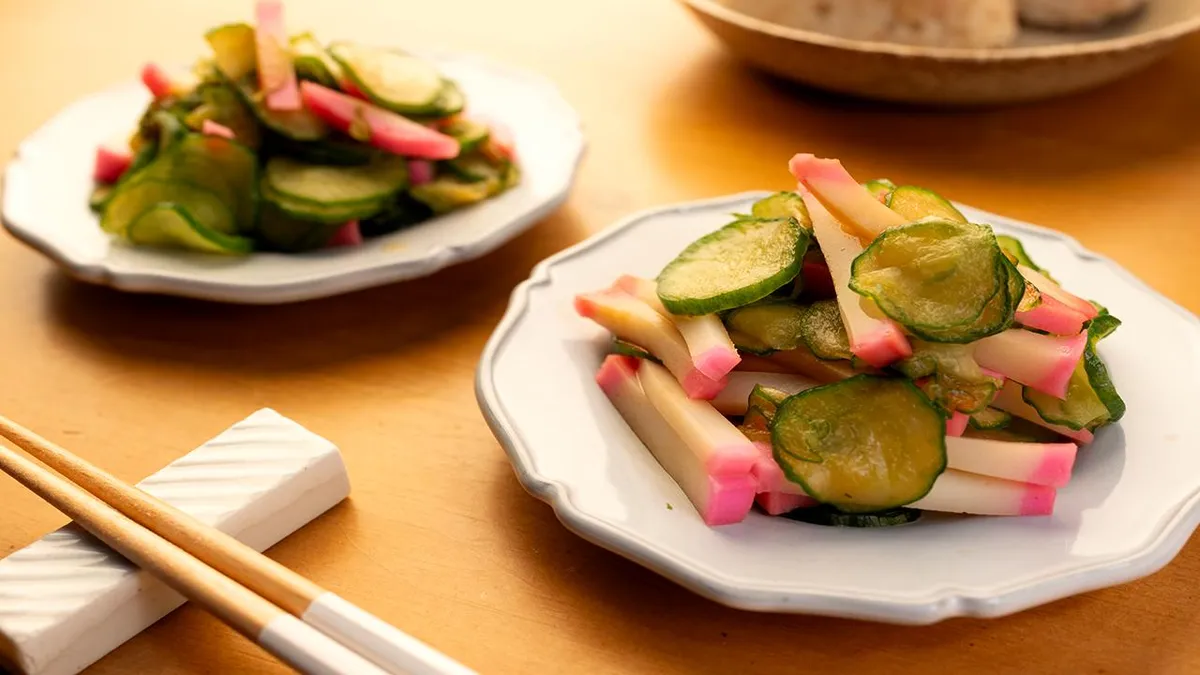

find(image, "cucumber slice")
[863,179,896,201]
[231,74,329,141]
[995,234,1050,277]
[609,338,661,363]
[850,219,1009,342]
[750,384,790,410]
[969,407,1012,430]
[770,375,947,512]
[359,193,434,237]
[886,186,967,224]
[781,505,922,527]
[727,330,777,357]
[911,254,1022,344]
[441,117,490,154]
[409,176,495,214]
[265,155,408,210]
[290,32,344,88]
[1022,314,1125,431]
[126,203,253,255]
[269,135,380,166]
[183,82,261,149]
[205,23,257,82]
[425,79,466,118]
[656,217,808,316]
[103,178,236,241]
[724,301,807,351]
[742,385,789,439]
[255,202,346,252]
[89,184,114,213]
[799,300,852,361]
[750,192,811,229]
[132,133,258,233]
[329,42,444,114]
[261,181,384,224]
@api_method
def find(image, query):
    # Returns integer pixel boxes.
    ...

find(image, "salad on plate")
[90,0,518,255]
[576,154,1125,528]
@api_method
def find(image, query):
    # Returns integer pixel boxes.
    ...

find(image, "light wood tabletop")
[2,0,1199,673]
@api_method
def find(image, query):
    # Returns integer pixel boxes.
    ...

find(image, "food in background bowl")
[1019,0,1150,28]
[717,0,1153,48]
[90,0,518,255]
[714,0,1018,47]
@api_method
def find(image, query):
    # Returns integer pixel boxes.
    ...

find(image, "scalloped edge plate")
[1,52,584,304]
[476,191,1200,624]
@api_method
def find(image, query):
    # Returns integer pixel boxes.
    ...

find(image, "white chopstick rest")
[0,409,350,675]
[304,593,477,675]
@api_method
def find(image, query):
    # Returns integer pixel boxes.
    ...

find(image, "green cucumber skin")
[264,156,408,211]
[781,505,922,527]
[609,338,662,364]
[850,220,1013,343]
[903,252,1022,344]
[656,216,810,316]
[127,203,254,255]
[750,192,811,229]
[1023,314,1125,431]
[328,43,447,116]
[969,408,1013,431]
[886,186,967,224]
[770,375,947,513]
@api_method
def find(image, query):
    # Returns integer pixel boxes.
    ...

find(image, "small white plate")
[1,53,584,304]
[476,191,1200,624]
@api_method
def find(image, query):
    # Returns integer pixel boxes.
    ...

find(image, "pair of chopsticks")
[0,416,475,675]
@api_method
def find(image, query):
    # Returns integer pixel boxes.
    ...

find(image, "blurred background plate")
[679,0,1200,105]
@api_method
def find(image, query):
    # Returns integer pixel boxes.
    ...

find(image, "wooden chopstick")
[0,441,388,674]
[0,416,474,675]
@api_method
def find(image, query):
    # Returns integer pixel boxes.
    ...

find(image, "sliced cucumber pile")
[92,16,519,255]
[770,376,947,512]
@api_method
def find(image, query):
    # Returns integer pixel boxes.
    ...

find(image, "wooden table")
[2,1,1199,672]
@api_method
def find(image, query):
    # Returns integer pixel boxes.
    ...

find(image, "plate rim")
[475,189,1200,624]
[681,0,1200,62]
[0,51,586,305]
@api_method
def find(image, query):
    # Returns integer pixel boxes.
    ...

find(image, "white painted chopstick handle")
[303,593,477,675]
[260,614,390,675]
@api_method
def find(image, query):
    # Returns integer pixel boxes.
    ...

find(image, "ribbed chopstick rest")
[0,408,351,675]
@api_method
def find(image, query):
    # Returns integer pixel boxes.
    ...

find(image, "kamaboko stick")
[790,154,908,241]
[596,356,755,526]
[576,288,726,399]
[800,193,912,368]
[973,329,1086,399]
[614,275,741,380]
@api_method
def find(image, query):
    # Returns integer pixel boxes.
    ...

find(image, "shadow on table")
[40,208,589,374]
[646,40,1200,192]
[488,463,1200,674]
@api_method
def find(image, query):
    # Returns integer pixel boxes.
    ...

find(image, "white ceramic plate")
[477,191,1200,624]
[1,53,584,304]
